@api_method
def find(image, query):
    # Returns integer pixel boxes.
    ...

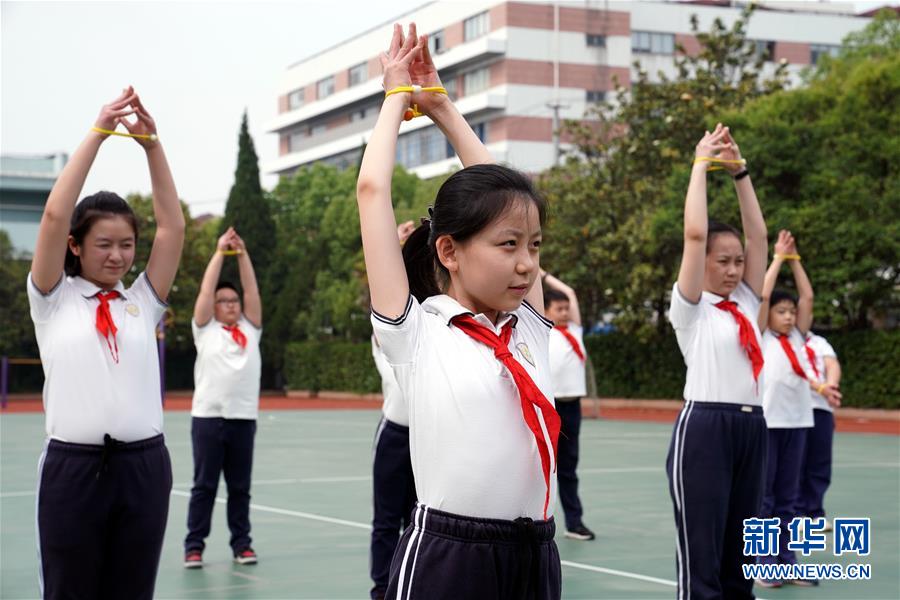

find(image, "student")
[369,221,418,600]
[754,230,840,588]
[357,23,561,600]
[667,124,768,600]
[799,331,841,530]
[28,87,184,600]
[184,227,263,568]
[542,271,595,541]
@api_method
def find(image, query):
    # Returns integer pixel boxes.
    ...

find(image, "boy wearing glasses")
[184,227,263,568]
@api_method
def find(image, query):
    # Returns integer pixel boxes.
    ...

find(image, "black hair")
[402,164,546,303]
[770,289,798,308]
[706,220,742,254]
[64,192,139,277]
[544,288,569,307]
[216,281,240,296]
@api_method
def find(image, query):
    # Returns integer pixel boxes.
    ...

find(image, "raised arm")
[677,125,731,302]
[31,89,137,293]
[719,130,766,295]
[124,94,185,301]
[758,230,790,331]
[357,24,425,318]
[194,229,232,326]
[230,230,262,328]
[542,270,581,326]
[784,234,813,335]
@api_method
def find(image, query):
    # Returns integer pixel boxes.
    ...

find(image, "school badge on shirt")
[126,304,140,317]
[516,342,535,367]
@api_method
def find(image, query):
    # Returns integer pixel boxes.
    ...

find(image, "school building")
[264,0,874,180]
[0,153,68,257]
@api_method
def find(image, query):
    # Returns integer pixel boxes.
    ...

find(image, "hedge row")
[284,330,900,409]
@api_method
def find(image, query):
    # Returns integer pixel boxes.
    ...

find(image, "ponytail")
[402,222,440,303]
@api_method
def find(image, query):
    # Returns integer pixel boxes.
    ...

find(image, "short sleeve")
[732,281,761,320]
[814,336,837,359]
[126,272,168,323]
[192,318,215,345]
[370,295,423,365]
[668,282,701,330]
[27,272,66,323]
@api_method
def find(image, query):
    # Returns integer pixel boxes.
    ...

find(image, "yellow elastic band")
[218,249,242,256]
[693,156,747,172]
[384,85,448,121]
[775,253,801,261]
[816,383,826,394]
[92,126,158,142]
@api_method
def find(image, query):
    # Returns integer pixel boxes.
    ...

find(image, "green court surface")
[2,410,897,599]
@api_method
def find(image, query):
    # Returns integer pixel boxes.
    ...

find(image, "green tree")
[539,5,788,335]
[720,10,900,329]
[220,111,276,298]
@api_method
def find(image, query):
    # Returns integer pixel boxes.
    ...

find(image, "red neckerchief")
[222,324,247,349]
[778,334,808,380]
[554,325,585,362]
[95,291,120,363]
[714,300,764,381]
[450,314,561,520]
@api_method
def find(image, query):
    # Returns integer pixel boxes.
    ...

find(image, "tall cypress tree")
[220,111,275,295]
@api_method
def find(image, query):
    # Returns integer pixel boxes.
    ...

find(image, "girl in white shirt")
[667,124,767,600]
[357,23,560,600]
[28,88,184,600]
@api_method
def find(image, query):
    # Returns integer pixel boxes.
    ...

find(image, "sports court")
[2,408,898,599]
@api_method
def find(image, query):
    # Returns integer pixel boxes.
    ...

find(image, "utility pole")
[547,2,569,165]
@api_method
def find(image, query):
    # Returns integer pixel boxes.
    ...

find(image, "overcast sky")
[1,0,893,216]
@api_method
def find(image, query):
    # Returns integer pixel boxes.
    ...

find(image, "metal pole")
[1,356,8,409]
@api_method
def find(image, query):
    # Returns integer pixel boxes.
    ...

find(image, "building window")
[311,123,326,136]
[443,78,458,101]
[430,30,445,54]
[350,106,370,122]
[754,40,775,61]
[288,129,307,152]
[288,89,305,110]
[586,90,606,103]
[586,34,606,48]
[317,76,335,99]
[463,67,490,96]
[464,11,489,41]
[632,31,674,55]
[810,44,840,64]
[348,62,367,87]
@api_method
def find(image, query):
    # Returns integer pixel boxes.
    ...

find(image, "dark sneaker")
[755,578,783,588]
[234,547,258,565]
[564,524,596,541]
[184,550,203,569]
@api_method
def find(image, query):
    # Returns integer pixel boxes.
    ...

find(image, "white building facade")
[265,0,871,179]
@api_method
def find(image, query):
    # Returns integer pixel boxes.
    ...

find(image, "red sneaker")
[184,550,203,569]
[234,547,258,565]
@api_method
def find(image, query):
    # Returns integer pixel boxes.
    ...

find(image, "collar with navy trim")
[71,275,128,300]
[422,294,518,334]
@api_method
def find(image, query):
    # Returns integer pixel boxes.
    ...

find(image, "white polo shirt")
[805,333,837,413]
[191,316,261,420]
[668,281,763,406]
[761,328,814,428]
[371,336,408,426]
[548,323,587,399]
[371,294,556,521]
[27,272,167,444]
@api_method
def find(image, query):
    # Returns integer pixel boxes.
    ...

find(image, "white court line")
[173,475,372,488]
[169,490,680,589]
[169,490,371,530]
[561,560,676,587]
